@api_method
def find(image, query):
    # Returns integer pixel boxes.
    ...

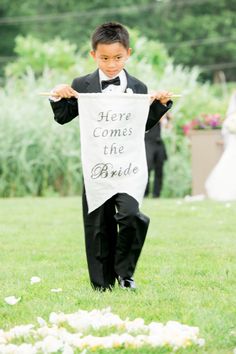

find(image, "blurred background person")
[205,90,236,201]
[144,113,172,198]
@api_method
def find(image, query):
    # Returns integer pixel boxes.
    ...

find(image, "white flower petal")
[40,335,63,353]
[30,276,41,284]
[4,296,21,305]
[8,324,34,339]
[50,288,62,293]
[62,344,74,354]
[37,317,47,327]
[16,343,37,354]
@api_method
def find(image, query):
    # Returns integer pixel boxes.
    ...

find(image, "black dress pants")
[145,136,167,198]
[82,191,150,290]
[145,158,164,197]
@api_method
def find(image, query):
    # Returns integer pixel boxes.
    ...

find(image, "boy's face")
[90,42,131,78]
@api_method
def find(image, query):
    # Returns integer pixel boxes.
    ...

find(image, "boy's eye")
[100,56,123,62]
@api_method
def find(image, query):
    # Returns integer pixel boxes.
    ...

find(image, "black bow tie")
[101,76,120,90]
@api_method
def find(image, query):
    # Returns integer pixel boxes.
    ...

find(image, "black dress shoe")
[117,276,136,290]
[92,284,114,292]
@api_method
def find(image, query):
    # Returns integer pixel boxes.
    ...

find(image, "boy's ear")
[90,50,96,59]
[127,48,132,57]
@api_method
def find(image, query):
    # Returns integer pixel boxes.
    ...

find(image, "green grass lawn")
[0,197,235,353]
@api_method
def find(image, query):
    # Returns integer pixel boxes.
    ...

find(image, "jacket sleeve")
[145,100,173,131]
[133,79,173,131]
[49,79,79,125]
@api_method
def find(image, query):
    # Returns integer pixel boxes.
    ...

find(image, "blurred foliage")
[5,36,78,77]
[148,0,236,81]
[161,132,192,198]
[0,70,82,197]
[129,29,169,76]
[0,0,236,80]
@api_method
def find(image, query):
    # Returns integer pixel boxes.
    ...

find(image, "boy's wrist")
[49,89,62,102]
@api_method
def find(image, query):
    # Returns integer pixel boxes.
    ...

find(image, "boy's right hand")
[52,84,79,98]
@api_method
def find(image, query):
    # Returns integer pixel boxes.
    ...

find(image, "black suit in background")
[145,122,167,197]
[50,69,172,290]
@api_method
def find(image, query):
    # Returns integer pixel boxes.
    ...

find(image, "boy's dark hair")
[91,22,130,51]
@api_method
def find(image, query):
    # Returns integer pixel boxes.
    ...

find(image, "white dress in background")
[205,92,236,201]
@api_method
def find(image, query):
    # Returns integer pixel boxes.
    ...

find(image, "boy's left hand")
[150,90,173,105]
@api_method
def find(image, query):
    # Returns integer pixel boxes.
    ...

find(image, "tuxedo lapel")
[85,69,101,93]
[125,70,141,93]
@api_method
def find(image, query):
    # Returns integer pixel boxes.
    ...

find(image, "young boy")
[50,22,172,291]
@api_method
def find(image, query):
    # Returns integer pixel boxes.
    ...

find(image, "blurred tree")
[149,0,236,82]
[0,0,235,81]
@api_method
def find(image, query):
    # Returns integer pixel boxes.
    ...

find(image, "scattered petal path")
[0,308,205,353]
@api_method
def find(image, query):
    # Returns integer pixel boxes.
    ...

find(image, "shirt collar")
[99,69,125,80]
[99,69,127,92]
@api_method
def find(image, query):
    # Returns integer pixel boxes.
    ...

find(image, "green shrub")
[5,35,78,78]
[0,71,82,197]
[161,132,192,197]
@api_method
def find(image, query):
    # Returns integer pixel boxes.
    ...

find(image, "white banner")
[78,93,150,213]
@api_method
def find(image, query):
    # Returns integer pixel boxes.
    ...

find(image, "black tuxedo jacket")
[50,69,172,131]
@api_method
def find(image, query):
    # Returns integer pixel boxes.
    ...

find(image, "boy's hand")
[150,90,173,105]
[53,84,79,98]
